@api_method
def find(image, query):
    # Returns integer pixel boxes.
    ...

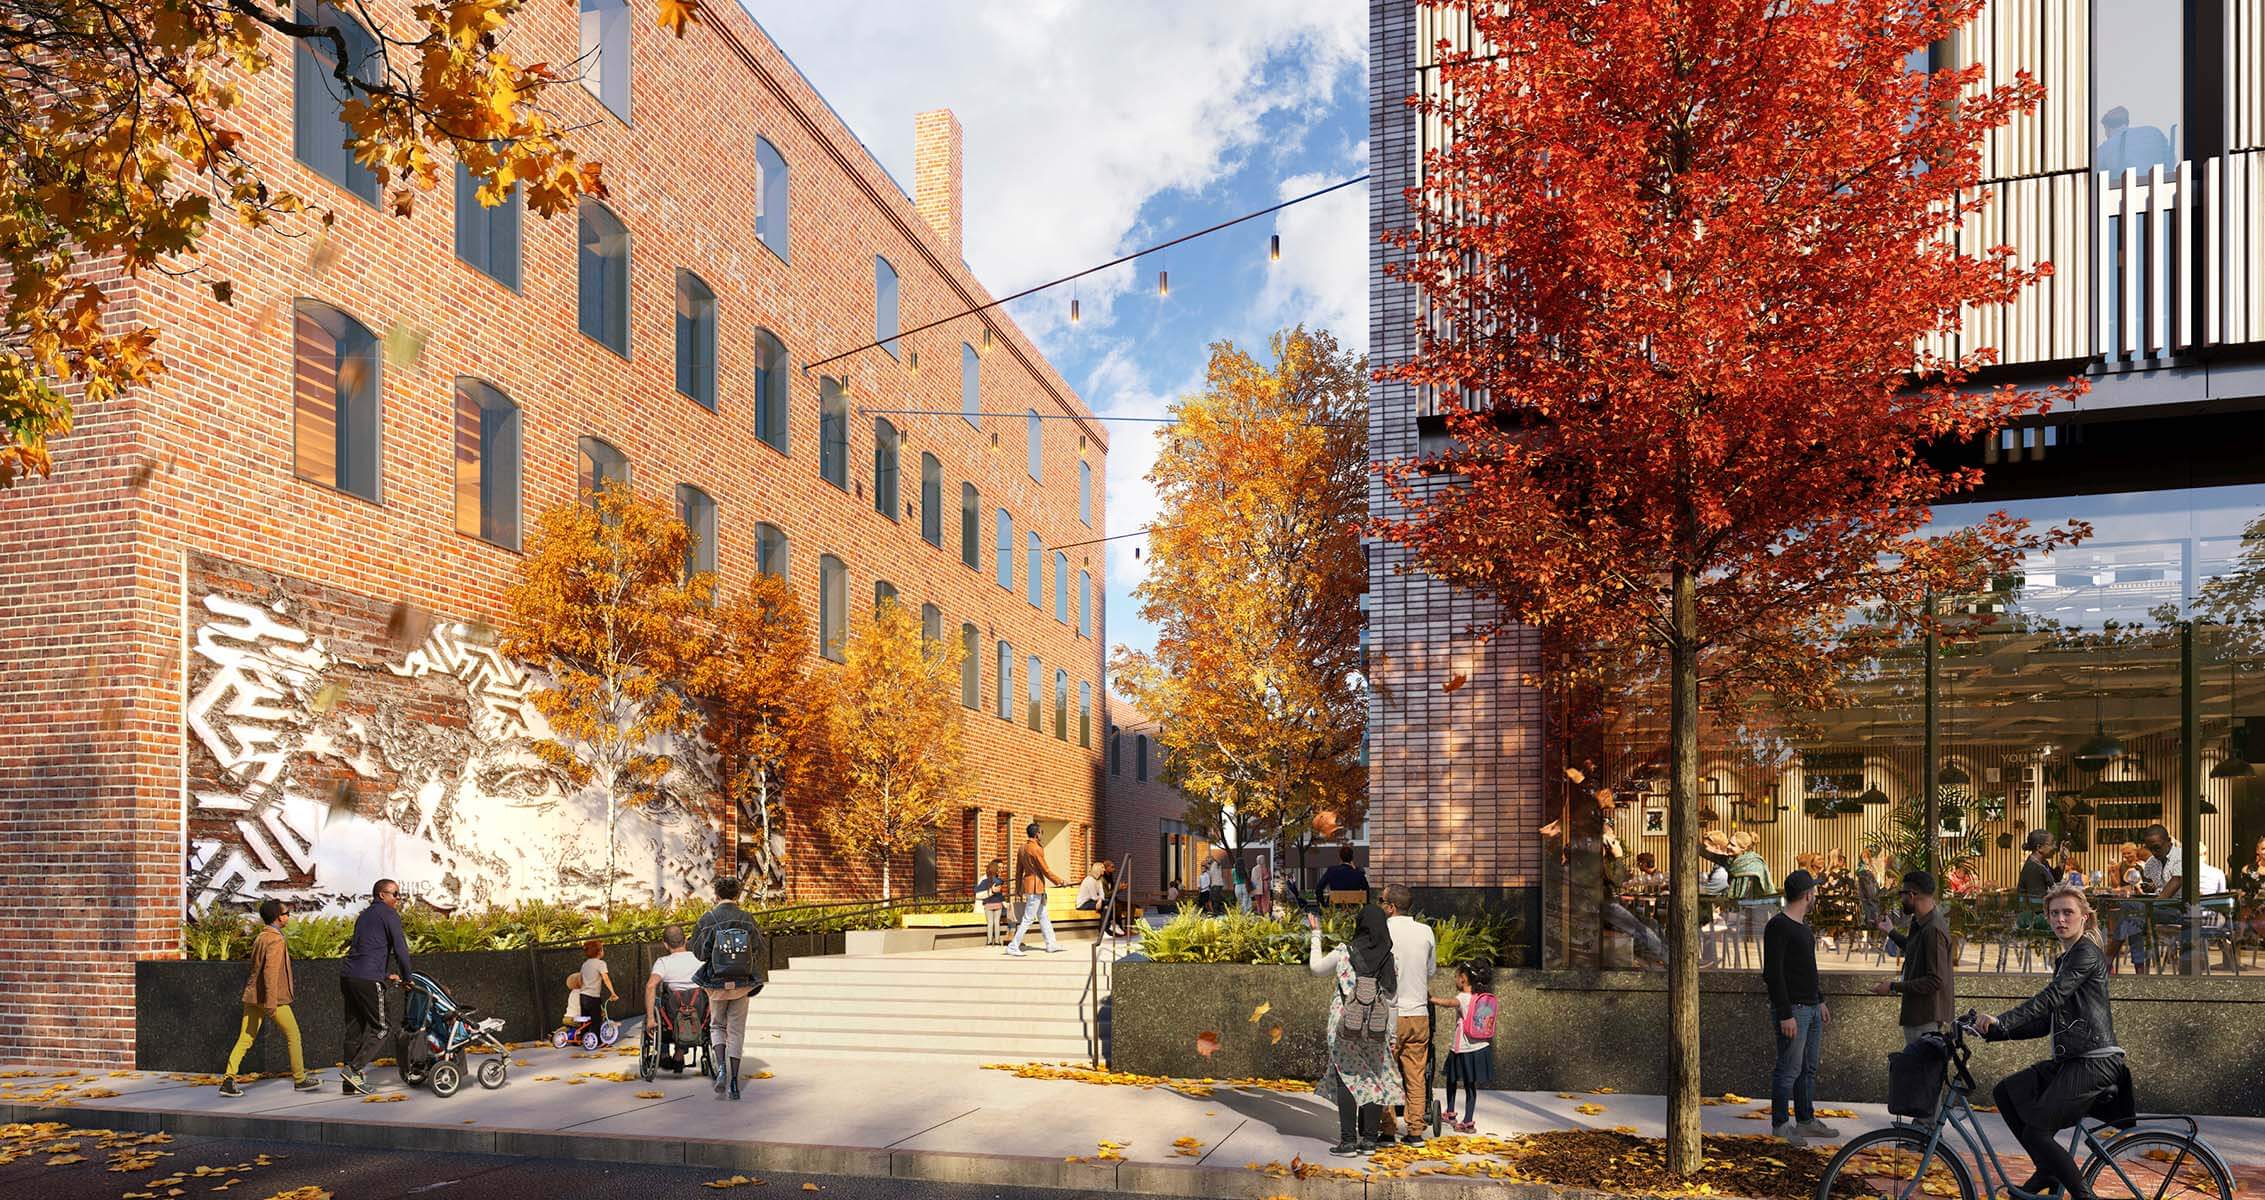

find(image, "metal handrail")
[1085,853,1131,1067]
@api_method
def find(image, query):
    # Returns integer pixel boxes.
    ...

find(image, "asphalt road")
[0,1132,1128,1200]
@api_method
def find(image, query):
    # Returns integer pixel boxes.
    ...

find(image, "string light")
[1071,278,1080,324]
[982,326,994,351]
[1270,233,1281,263]
[1157,269,1169,298]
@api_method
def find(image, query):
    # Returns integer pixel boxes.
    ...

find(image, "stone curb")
[0,1097,1711,1199]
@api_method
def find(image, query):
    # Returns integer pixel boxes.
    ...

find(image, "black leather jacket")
[1985,937,2119,1060]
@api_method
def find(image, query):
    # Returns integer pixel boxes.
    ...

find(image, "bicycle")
[1818,1012,2234,1200]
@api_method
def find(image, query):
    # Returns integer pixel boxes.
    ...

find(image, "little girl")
[1434,960,1496,1134]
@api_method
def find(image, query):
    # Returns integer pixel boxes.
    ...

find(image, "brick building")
[1100,699,1206,904]
[0,2,1105,1059]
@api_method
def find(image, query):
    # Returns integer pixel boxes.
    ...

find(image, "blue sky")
[739,1,1370,665]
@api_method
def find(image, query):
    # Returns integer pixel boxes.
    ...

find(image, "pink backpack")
[1460,993,1498,1042]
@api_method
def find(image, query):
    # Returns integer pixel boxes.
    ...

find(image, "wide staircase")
[745,945,1114,1062]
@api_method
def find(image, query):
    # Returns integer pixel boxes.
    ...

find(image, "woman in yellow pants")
[220,900,323,1096]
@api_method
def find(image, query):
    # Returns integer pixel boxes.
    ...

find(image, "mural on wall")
[184,553,717,914]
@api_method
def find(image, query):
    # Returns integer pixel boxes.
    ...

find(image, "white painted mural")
[184,589,718,914]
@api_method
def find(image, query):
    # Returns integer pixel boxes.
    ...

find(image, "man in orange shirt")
[1006,821,1066,957]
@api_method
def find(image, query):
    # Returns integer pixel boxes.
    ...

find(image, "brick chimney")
[913,109,963,259]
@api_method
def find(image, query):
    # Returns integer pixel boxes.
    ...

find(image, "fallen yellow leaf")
[1249,1002,1271,1023]
[1574,1103,1606,1115]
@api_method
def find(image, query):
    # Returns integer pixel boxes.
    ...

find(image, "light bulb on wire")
[1270,233,1281,263]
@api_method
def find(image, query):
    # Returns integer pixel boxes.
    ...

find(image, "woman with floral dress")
[1306,905,1405,1156]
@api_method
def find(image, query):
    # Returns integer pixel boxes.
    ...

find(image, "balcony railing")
[2098,153,2265,366]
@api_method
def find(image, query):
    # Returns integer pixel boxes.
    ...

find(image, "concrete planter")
[1111,961,2265,1117]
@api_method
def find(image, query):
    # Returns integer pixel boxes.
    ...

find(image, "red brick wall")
[1100,700,1200,903]
[0,2,1103,1061]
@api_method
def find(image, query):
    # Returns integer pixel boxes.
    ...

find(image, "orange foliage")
[688,572,822,900]
[817,599,969,899]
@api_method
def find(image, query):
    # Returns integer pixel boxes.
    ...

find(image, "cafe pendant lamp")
[2211,659,2253,779]
[1940,762,1971,788]
[2075,677,2122,772]
[1858,715,1891,805]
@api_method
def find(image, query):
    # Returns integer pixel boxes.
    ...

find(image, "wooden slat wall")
[1956,0,2092,180]
[2235,0,2265,154]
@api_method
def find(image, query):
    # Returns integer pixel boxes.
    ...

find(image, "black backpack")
[704,911,763,988]
[1887,1033,1948,1119]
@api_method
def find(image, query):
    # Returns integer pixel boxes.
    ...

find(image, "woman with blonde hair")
[1976,882,2120,1200]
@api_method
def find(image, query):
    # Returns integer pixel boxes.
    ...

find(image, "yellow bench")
[899,885,1101,929]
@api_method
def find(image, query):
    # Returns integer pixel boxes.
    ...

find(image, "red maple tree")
[1377,0,2085,1169]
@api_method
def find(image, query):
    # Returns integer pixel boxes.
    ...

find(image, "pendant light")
[2074,667,2123,772]
[1269,233,1281,263]
[1857,713,1890,806]
[2210,658,2252,779]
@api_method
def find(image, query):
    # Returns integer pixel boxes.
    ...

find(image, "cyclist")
[1974,881,2124,1200]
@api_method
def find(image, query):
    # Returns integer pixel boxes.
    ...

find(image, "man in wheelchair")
[643,924,710,1077]
[1974,882,2127,1200]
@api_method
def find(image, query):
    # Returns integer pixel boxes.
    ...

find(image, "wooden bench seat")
[899,885,1102,929]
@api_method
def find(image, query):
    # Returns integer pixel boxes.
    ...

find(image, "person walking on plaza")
[1976,883,2124,1200]
[1872,869,1954,1046]
[1378,884,1437,1145]
[975,858,1010,946]
[338,878,410,1095]
[1006,822,1065,956]
[693,875,763,1100]
[1251,855,1272,916]
[1434,959,1495,1134]
[1764,868,1836,1148]
[1305,905,1404,1157]
[218,900,321,1097]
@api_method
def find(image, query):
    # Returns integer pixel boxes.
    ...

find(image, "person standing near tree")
[1872,870,1955,1047]
[218,900,321,1098]
[338,878,410,1096]
[1006,822,1065,957]
[1764,869,1837,1148]
[1378,884,1437,1146]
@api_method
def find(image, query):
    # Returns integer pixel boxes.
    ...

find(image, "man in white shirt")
[645,923,704,1063]
[1378,884,1437,1146]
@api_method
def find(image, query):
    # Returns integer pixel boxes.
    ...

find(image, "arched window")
[1026,655,1042,731]
[292,2,379,204]
[577,200,630,355]
[1053,669,1068,741]
[920,602,942,647]
[994,509,1013,590]
[1136,734,1150,781]
[959,624,979,708]
[755,522,789,581]
[1078,681,1092,748]
[579,0,631,120]
[872,418,900,519]
[818,554,847,661]
[454,163,521,289]
[575,435,628,500]
[874,256,900,356]
[960,482,980,569]
[292,300,381,501]
[996,641,1014,721]
[453,379,519,548]
[755,136,790,261]
[1026,409,1043,481]
[874,579,898,615]
[676,484,716,584]
[1026,532,1043,608]
[1053,551,1069,623]
[819,377,849,489]
[961,342,980,425]
[754,328,789,452]
[1079,460,1093,527]
[675,270,717,408]
[919,453,943,546]
[1078,570,1092,638]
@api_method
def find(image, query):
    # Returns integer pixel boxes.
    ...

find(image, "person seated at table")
[1627,852,1666,895]
[1944,864,1979,899]
[2060,855,2087,889]
[1316,844,1370,901]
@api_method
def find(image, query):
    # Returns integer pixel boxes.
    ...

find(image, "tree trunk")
[1665,564,1703,1175]
[881,857,893,901]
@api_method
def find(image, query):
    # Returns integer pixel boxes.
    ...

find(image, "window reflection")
[2092,0,2180,175]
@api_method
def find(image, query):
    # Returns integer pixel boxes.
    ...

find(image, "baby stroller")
[552,985,623,1051]
[638,983,715,1082]
[398,973,510,1098]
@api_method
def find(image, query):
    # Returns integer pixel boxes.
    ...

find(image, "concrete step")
[745,1038,1099,1063]
[754,980,1092,1005]
[783,953,1108,977]
[753,998,1091,1022]
[750,1028,1096,1058]
[750,1009,1091,1035]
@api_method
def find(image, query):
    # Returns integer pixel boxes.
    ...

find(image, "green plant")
[281,915,354,959]
[1433,914,1514,968]
[488,899,593,949]
[182,907,248,961]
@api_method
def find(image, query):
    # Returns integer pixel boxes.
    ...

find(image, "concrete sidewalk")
[6,1033,2264,1198]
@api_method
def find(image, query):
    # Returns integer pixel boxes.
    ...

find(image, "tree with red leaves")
[1378,0,2085,1171]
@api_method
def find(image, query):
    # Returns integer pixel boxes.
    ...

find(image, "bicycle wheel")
[2085,1130,2234,1200]
[1819,1127,1980,1200]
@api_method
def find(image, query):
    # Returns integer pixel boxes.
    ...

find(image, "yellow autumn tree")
[1112,327,1368,877]
[688,572,823,901]
[819,599,968,899]
[503,480,711,913]
[0,0,702,487]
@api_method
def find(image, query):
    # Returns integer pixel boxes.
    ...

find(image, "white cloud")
[1258,149,1371,351]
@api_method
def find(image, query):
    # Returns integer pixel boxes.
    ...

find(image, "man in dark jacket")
[693,875,763,1100]
[1873,870,1955,1044]
[1763,869,1836,1147]
[338,878,411,1095]
[1977,883,2123,1200]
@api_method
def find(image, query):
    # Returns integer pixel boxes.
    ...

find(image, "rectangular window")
[1078,571,1091,638]
[819,554,846,662]
[292,2,378,204]
[961,342,980,425]
[754,328,789,452]
[996,641,1014,721]
[580,0,630,121]
[960,624,980,709]
[1137,734,1149,781]
[1054,551,1069,623]
[755,136,789,262]
[675,270,717,409]
[920,453,943,546]
[1025,410,1043,481]
[921,602,941,647]
[960,483,980,569]
[1078,460,1092,527]
[292,301,381,502]
[820,377,849,490]
[1078,682,1092,748]
[995,509,1013,590]
[676,484,716,584]
[2093,0,2183,175]
[874,255,900,357]
[577,201,629,356]
[1026,655,1042,731]
[873,418,900,519]
[452,379,519,548]
[1053,669,1068,741]
[1026,532,1043,608]
[453,164,521,289]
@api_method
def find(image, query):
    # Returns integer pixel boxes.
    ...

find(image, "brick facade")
[1099,699,1207,904]
[0,4,1104,1061]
